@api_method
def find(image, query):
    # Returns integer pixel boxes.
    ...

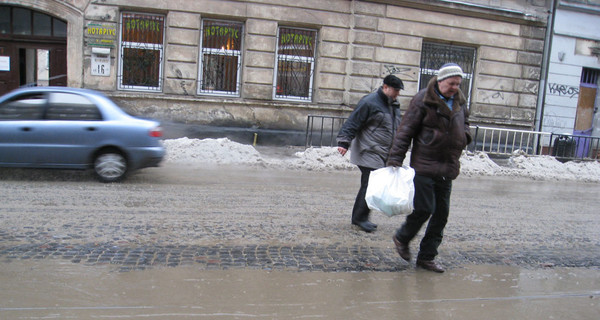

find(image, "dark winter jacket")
[337,87,402,169]
[387,77,472,179]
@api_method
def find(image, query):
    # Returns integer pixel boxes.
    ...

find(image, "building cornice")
[558,0,600,14]
[363,0,548,25]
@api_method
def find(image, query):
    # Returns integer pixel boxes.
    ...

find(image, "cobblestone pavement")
[1,165,600,272]
[2,242,598,273]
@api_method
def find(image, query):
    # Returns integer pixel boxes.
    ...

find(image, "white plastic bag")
[365,166,415,217]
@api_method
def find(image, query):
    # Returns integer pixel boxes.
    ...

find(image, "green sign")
[86,23,117,47]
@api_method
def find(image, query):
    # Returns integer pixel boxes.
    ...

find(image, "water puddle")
[1,259,598,319]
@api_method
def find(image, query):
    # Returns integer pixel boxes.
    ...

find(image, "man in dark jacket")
[337,75,404,233]
[387,63,472,272]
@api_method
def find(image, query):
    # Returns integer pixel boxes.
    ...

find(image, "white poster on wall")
[0,56,10,71]
[91,47,111,76]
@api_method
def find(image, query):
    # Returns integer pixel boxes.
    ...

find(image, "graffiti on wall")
[481,91,505,103]
[383,64,413,79]
[352,64,416,93]
[548,83,579,99]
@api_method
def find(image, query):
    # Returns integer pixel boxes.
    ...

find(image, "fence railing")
[305,114,347,148]
[305,114,600,161]
[470,126,600,161]
[547,132,600,161]
[470,126,549,156]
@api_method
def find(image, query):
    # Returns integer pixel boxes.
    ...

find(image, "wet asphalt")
[1,162,599,273]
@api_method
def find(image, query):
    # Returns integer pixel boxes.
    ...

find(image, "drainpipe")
[535,0,558,133]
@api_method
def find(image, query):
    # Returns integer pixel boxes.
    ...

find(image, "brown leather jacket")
[387,77,472,179]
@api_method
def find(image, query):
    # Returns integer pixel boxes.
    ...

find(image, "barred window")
[118,12,165,92]
[419,42,476,107]
[581,67,599,86]
[274,27,317,101]
[198,20,243,96]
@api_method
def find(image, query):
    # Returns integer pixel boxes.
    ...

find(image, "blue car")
[0,87,165,182]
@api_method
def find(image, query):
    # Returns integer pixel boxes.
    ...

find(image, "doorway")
[0,5,67,95]
[573,67,600,158]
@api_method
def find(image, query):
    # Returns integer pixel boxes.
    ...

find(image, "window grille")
[274,27,317,102]
[581,68,599,87]
[118,12,165,92]
[198,20,243,96]
[419,42,476,107]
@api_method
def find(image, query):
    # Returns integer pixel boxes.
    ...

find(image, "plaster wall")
[2,0,551,134]
[542,8,600,143]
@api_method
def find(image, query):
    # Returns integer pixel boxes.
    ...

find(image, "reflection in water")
[1,260,598,319]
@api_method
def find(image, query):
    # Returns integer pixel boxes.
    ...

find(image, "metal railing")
[470,126,600,161]
[470,126,550,156]
[547,132,600,161]
[305,115,600,161]
[305,114,347,148]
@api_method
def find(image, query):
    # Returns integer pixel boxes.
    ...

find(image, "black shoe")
[416,259,445,273]
[365,221,378,229]
[352,221,376,233]
[393,236,411,261]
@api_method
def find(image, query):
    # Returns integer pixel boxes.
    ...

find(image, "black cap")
[383,75,404,90]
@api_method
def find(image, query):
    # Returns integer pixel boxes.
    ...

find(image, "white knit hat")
[437,63,464,81]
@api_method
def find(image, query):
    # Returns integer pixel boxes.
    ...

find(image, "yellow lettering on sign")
[125,18,162,33]
[87,26,116,37]
[205,25,240,39]
[280,33,313,46]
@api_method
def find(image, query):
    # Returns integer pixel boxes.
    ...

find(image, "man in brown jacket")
[387,63,472,273]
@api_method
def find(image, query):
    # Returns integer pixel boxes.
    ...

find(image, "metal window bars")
[274,27,317,101]
[419,42,476,107]
[198,20,243,96]
[118,13,165,91]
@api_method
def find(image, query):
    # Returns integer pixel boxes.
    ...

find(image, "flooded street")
[1,163,600,319]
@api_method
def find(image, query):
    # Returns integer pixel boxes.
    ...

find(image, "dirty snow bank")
[163,137,600,182]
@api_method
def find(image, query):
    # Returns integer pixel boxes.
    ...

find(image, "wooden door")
[0,42,18,95]
[574,85,597,131]
[49,47,67,86]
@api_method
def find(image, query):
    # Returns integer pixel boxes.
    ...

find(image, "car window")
[0,93,46,120]
[46,92,102,121]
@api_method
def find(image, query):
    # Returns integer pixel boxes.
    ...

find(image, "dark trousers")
[395,174,452,261]
[352,166,374,223]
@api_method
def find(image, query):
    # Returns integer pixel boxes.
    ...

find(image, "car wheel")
[94,151,127,182]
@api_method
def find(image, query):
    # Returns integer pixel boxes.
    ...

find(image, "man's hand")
[386,158,404,167]
[338,147,348,156]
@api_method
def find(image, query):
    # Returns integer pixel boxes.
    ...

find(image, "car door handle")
[86,127,97,131]
[20,127,32,132]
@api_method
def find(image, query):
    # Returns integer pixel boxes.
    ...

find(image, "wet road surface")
[1,163,599,318]
[1,164,599,271]
[1,259,598,319]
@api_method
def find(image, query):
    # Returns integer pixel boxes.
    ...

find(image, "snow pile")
[163,137,265,166]
[506,154,571,181]
[505,154,600,182]
[459,151,502,176]
[563,160,600,182]
[288,147,356,171]
[162,137,600,182]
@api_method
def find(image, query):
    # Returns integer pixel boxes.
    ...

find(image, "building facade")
[540,0,600,144]
[0,0,552,143]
